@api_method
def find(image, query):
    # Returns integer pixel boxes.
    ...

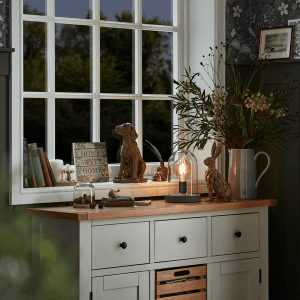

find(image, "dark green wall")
[226,60,300,300]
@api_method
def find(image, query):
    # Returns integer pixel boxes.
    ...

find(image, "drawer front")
[212,213,259,256]
[155,218,207,262]
[92,222,149,269]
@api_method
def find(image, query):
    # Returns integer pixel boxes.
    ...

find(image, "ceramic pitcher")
[228,149,271,199]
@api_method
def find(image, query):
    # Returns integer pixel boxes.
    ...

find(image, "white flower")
[278,3,288,15]
[233,5,242,18]
[231,28,236,37]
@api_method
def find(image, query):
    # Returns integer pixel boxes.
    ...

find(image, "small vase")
[228,149,271,199]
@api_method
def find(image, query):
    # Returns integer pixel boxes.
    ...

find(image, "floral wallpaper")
[226,0,300,61]
[0,0,9,48]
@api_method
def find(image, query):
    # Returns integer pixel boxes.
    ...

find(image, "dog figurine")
[113,123,147,182]
[204,141,232,202]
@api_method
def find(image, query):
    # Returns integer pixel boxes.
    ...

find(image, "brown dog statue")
[113,123,147,183]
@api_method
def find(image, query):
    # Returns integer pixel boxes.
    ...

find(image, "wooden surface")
[156,265,206,299]
[27,198,277,221]
[156,266,206,281]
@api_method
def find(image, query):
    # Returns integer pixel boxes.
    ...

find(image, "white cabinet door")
[211,258,259,300]
[92,271,149,300]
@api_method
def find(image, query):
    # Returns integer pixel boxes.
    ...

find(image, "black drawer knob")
[120,242,127,249]
[180,236,187,243]
[235,231,242,238]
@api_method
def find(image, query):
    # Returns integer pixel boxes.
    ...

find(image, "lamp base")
[165,194,201,203]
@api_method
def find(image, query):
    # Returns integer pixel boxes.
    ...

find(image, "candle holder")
[166,150,200,203]
[55,164,77,186]
[64,164,75,182]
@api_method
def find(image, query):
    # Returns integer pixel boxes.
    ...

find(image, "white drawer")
[155,218,207,262]
[92,222,149,269]
[212,213,259,256]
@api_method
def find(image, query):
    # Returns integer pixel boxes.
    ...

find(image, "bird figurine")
[108,188,121,198]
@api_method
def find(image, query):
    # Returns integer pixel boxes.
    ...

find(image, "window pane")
[24,98,46,150]
[100,28,134,93]
[100,100,134,164]
[24,0,46,16]
[55,0,91,19]
[142,31,172,94]
[55,24,92,93]
[142,0,173,25]
[24,21,46,92]
[100,0,133,22]
[55,99,91,164]
[143,100,172,162]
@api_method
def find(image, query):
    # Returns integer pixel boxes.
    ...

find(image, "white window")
[11,0,225,205]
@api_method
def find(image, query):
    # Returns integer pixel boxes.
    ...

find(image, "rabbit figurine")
[204,141,232,202]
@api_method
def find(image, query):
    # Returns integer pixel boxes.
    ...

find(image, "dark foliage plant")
[171,45,300,151]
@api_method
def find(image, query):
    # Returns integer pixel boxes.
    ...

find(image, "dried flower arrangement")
[171,45,300,151]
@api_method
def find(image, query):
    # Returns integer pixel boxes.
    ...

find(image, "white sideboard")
[29,199,276,300]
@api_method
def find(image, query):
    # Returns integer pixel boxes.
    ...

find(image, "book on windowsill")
[27,143,45,188]
[44,152,57,186]
[37,148,53,187]
[26,143,37,188]
[23,138,28,188]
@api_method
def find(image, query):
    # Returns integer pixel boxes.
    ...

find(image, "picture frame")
[259,26,294,60]
[288,19,300,59]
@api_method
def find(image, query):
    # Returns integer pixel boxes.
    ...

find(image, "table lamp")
[165,150,200,203]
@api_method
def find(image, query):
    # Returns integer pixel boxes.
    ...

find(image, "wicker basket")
[156,265,206,299]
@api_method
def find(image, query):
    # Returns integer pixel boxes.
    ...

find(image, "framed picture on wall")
[259,26,294,60]
[288,19,300,59]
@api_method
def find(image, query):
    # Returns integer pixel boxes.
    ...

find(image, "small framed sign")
[259,26,294,60]
[73,142,109,183]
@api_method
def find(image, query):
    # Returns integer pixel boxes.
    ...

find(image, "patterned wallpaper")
[1,1,300,60]
[226,0,300,61]
[0,0,9,48]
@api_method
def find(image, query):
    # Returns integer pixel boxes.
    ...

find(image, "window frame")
[10,0,225,205]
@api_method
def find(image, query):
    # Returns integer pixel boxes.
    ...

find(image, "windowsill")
[16,179,208,205]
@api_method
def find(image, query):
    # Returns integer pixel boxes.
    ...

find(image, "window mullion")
[135,0,143,154]
[92,0,101,142]
[46,0,56,159]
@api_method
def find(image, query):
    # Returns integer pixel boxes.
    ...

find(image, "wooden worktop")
[27,199,277,221]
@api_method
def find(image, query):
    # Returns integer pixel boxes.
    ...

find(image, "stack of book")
[23,138,57,188]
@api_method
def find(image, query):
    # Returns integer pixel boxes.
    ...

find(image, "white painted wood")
[149,270,155,300]
[92,276,104,300]
[102,287,138,300]
[32,206,269,299]
[207,216,212,257]
[79,221,92,300]
[93,271,149,300]
[104,273,138,290]
[92,222,149,269]
[211,263,221,300]
[211,213,260,256]
[259,206,269,300]
[212,258,260,300]
[154,217,207,262]
[149,221,155,264]
[139,271,150,300]
[206,263,212,300]
[91,252,259,278]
